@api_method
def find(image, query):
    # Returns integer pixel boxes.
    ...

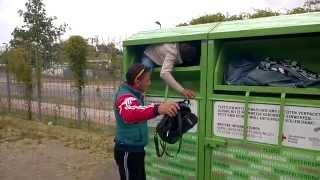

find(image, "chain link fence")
[0,62,121,129]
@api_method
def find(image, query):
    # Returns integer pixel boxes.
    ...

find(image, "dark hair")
[126,63,150,85]
[179,42,200,66]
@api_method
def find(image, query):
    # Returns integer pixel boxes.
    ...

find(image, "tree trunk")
[77,86,82,127]
[35,48,42,121]
[26,84,32,120]
[5,64,11,112]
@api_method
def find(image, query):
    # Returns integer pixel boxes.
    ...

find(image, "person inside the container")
[113,63,180,180]
[141,42,199,99]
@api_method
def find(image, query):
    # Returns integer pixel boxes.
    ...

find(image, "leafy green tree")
[225,14,245,21]
[85,42,122,81]
[86,45,99,60]
[304,0,320,12]
[177,1,320,26]
[10,0,66,121]
[51,42,67,64]
[104,42,121,55]
[0,47,12,112]
[64,36,88,126]
[176,22,188,27]
[108,52,122,79]
[249,9,280,19]
[11,0,66,67]
[7,47,33,120]
[0,52,4,64]
[287,7,308,14]
[190,13,226,25]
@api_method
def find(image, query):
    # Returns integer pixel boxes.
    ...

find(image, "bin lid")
[124,23,218,46]
[208,12,320,39]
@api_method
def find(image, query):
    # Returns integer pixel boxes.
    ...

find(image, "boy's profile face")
[135,71,151,92]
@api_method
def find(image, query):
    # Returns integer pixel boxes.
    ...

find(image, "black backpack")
[154,100,198,157]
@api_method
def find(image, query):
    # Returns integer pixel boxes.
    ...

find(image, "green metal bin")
[123,23,217,180]
[122,12,320,180]
[206,12,320,180]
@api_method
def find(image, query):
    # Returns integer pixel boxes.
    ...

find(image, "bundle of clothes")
[224,56,320,88]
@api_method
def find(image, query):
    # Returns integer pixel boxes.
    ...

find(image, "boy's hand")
[158,102,180,117]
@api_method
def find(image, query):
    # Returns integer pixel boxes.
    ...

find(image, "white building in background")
[42,59,111,77]
[42,63,68,76]
[86,59,111,69]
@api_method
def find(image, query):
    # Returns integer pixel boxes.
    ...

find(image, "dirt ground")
[0,116,119,180]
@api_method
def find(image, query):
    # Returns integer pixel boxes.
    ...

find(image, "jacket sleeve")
[115,94,159,124]
[160,53,185,93]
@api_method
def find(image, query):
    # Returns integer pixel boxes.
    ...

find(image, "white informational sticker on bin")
[213,101,280,144]
[213,102,245,140]
[283,106,320,151]
[213,101,320,150]
[247,103,280,144]
[145,97,198,133]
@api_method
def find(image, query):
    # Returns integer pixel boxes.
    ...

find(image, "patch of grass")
[1,109,113,133]
[41,96,113,111]
[0,115,115,159]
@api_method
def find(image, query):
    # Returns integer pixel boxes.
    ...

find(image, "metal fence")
[0,64,121,128]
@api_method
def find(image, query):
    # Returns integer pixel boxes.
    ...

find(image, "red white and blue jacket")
[115,90,158,124]
[113,83,159,149]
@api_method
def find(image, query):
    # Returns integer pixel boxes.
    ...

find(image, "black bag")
[154,100,198,157]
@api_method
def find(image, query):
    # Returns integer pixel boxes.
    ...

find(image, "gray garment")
[144,43,182,66]
[246,69,299,87]
[225,56,320,88]
[144,43,184,93]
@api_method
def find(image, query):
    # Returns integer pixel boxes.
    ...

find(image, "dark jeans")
[114,147,146,180]
[141,54,156,71]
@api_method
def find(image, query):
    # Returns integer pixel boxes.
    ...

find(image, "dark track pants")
[114,148,146,180]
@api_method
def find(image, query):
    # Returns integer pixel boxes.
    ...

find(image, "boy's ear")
[134,78,140,85]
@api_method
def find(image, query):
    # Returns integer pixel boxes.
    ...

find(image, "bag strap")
[175,111,183,155]
[154,133,166,157]
[153,112,183,158]
[154,130,183,158]
[164,136,182,157]
[153,99,190,158]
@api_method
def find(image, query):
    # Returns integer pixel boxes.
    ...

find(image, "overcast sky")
[0,0,304,45]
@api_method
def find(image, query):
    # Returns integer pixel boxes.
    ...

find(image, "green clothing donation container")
[123,12,320,180]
